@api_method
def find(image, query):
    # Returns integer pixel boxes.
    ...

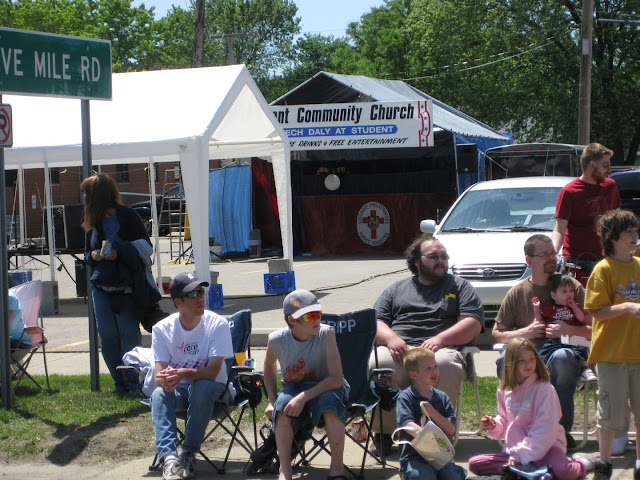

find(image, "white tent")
[3,65,293,289]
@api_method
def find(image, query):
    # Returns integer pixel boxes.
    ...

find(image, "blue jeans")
[92,288,141,390]
[402,458,467,480]
[151,379,231,460]
[496,346,581,432]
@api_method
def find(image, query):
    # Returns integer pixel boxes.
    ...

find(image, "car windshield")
[441,186,561,231]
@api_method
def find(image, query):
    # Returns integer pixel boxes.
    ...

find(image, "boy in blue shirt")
[396,348,467,479]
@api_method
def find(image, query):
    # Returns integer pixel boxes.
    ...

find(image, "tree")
[202,0,300,79]
[0,0,159,72]
[339,0,640,163]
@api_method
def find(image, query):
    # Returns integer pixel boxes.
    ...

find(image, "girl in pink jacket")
[468,338,589,478]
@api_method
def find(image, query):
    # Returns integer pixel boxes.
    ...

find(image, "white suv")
[421,176,573,326]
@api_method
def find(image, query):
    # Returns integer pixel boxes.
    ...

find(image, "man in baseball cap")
[169,272,209,301]
[264,289,348,480]
[282,289,322,320]
[150,272,232,480]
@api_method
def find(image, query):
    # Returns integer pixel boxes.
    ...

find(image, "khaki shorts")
[595,362,640,431]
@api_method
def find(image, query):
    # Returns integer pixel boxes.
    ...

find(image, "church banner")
[271,101,433,151]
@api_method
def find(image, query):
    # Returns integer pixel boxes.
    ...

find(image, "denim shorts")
[273,381,350,430]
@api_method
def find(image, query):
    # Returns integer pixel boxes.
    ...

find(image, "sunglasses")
[299,311,322,322]
[180,288,205,299]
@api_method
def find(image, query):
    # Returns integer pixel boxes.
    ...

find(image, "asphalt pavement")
[5,241,637,479]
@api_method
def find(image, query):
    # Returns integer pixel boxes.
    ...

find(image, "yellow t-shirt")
[585,256,640,363]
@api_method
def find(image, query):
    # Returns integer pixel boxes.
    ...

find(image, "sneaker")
[592,460,612,480]
[179,451,196,479]
[163,457,185,480]
[611,432,628,455]
[572,452,599,472]
[372,433,392,457]
[579,367,597,382]
[565,432,577,450]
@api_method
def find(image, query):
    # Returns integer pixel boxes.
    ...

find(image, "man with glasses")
[150,272,234,480]
[493,235,591,449]
[370,234,485,454]
[552,142,620,280]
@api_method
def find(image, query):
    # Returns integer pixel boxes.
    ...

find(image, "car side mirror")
[420,219,436,234]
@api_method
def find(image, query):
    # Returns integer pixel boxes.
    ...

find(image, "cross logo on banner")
[357,201,390,247]
[0,105,13,148]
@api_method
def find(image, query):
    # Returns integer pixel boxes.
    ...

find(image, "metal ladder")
[159,169,187,262]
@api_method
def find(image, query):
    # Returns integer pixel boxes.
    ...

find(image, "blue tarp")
[209,164,252,254]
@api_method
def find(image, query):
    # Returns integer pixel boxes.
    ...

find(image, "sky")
[134,0,385,37]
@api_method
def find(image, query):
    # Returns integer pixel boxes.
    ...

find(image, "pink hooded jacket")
[487,374,567,465]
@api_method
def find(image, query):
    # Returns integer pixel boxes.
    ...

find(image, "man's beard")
[419,262,447,283]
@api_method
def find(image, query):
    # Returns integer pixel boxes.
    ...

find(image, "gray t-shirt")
[375,274,485,346]
[269,323,331,385]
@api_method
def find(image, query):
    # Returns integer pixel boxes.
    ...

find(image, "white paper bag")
[392,404,455,471]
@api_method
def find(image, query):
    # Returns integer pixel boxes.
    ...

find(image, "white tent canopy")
[3,64,293,287]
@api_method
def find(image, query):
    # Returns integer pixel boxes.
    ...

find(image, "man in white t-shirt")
[151,272,234,480]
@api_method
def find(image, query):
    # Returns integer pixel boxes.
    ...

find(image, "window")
[50,168,60,185]
[115,164,129,184]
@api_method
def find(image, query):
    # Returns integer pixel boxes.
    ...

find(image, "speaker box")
[43,204,84,250]
[63,204,85,250]
[456,144,478,173]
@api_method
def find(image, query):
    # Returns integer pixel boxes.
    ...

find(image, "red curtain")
[300,193,455,255]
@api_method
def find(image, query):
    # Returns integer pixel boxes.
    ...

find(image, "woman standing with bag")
[82,173,152,393]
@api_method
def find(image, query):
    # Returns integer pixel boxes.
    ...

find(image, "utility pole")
[578,0,594,145]
[193,0,205,67]
[210,33,250,64]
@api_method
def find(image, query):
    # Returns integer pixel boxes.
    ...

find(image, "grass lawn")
[0,374,596,459]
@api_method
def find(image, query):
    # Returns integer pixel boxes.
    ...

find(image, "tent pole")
[17,166,25,270]
[452,132,461,197]
[147,158,162,287]
[43,162,56,283]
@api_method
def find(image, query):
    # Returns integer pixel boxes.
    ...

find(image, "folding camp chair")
[292,308,389,480]
[121,309,263,474]
[10,280,50,391]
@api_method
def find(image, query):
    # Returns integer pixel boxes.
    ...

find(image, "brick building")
[5,162,181,243]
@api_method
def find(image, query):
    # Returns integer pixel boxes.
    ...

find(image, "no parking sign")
[0,104,12,148]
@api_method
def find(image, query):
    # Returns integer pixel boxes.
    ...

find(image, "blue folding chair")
[293,308,389,479]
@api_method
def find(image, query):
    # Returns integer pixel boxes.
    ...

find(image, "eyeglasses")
[531,251,557,259]
[597,162,611,169]
[421,253,450,261]
[300,311,322,322]
[180,288,205,299]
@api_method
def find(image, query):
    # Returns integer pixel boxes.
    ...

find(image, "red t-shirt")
[540,302,582,327]
[556,177,620,261]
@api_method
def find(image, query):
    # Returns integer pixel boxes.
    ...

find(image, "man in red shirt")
[552,142,620,281]
[551,142,628,453]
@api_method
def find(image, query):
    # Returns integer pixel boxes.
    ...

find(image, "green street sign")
[0,27,112,100]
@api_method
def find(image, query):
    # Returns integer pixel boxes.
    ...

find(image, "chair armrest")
[24,326,45,335]
[461,346,480,356]
[232,365,255,373]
